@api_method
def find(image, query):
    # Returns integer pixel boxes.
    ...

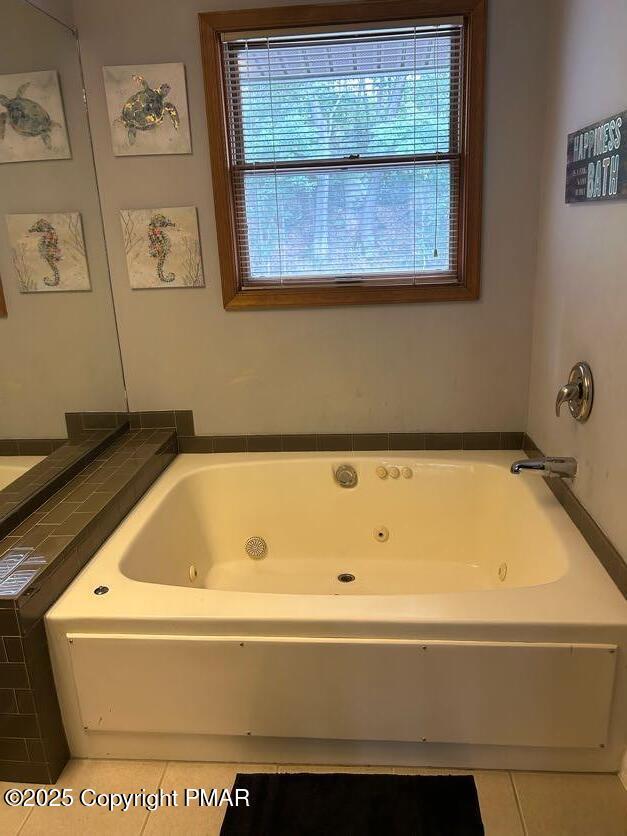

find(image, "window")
[200,0,485,309]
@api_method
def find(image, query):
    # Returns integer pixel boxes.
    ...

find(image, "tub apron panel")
[67,634,616,749]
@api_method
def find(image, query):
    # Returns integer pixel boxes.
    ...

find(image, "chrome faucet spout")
[510,457,577,478]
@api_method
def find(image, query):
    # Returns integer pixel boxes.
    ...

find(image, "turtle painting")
[103,63,191,156]
[0,83,59,149]
[120,75,180,146]
[0,71,70,163]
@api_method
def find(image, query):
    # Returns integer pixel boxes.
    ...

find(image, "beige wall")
[73,0,548,435]
[0,1,126,438]
[527,0,627,557]
[27,0,75,28]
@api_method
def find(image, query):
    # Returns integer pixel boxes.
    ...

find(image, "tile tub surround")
[64,412,130,437]
[0,441,65,457]
[66,410,195,437]
[0,425,128,542]
[0,428,176,783]
[523,435,627,599]
[178,431,526,453]
[0,410,191,540]
[66,412,522,452]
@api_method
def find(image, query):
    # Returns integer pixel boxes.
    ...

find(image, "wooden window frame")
[199,0,486,310]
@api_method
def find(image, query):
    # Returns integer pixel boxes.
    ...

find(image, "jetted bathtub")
[46,451,627,772]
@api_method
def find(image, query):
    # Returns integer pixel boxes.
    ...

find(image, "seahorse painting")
[120,206,204,289]
[6,212,91,293]
[28,218,62,286]
[147,213,176,282]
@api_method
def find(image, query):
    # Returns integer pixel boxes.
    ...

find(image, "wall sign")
[565,110,626,203]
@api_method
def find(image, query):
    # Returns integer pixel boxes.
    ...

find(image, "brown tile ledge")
[0,429,176,616]
[0,427,176,784]
[0,424,128,542]
[0,439,66,456]
[66,409,194,436]
[523,434,627,599]
[0,411,192,541]
[178,431,525,453]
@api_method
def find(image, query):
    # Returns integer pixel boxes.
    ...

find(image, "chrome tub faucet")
[510,457,577,478]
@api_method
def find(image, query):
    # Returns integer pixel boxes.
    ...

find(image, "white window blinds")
[221,20,464,286]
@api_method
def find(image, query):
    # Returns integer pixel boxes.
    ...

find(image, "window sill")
[223,281,480,310]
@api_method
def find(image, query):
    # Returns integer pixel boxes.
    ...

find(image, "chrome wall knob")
[555,362,593,422]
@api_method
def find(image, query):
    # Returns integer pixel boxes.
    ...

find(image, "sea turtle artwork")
[28,218,62,286]
[0,83,59,149]
[0,71,70,162]
[120,74,180,146]
[103,64,191,156]
[147,213,176,282]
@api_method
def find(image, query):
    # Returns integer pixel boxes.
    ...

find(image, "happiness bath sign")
[565,109,626,203]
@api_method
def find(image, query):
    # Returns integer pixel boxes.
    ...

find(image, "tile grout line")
[14,801,34,836]
[138,760,168,835]
[509,771,529,836]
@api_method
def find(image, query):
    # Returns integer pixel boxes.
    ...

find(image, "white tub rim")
[46,451,627,635]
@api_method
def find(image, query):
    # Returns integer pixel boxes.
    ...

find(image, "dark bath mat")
[220,772,484,836]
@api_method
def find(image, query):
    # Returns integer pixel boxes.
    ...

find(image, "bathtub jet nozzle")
[245,536,268,559]
[334,464,358,488]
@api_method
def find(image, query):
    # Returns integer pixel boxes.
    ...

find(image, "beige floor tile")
[513,771,627,836]
[393,768,524,835]
[143,761,276,836]
[9,759,623,836]
[0,781,38,836]
[475,773,525,836]
[19,758,165,836]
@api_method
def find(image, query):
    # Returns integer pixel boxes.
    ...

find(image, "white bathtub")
[46,451,627,772]
[0,456,44,490]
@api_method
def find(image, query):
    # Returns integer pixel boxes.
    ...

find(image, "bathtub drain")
[337,573,355,583]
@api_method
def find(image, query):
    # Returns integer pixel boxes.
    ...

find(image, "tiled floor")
[0,760,625,835]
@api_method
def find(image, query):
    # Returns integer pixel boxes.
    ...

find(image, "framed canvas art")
[6,212,91,292]
[103,63,191,156]
[0,70,70,163]
[121,206,204,289]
